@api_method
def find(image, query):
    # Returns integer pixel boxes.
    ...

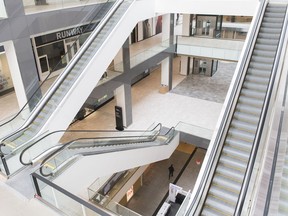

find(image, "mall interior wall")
[155,0,259,16]
[53,133,180,199]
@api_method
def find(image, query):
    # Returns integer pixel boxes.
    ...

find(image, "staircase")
[0,0,132,155]
[200,4,286,215]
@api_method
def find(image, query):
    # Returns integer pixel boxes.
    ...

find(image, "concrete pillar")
[114,84,132,128]
[3,41,27,108]
[160,14,174,92]
[180,14,191,75]
[2,0,40,109]
[113,38,130,72]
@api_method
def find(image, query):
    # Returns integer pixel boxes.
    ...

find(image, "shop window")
[37,41,66,73]
[0,49,14,96]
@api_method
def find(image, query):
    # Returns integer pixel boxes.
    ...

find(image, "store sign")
[34,22,98,46]
[126,185,134,202]
[56,27,83,40]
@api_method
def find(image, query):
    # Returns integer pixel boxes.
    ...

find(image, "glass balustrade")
[23,0,107,14]
[0,0,114,145]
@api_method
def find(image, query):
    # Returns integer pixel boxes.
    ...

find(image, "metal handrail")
[39,127,170,177]
[235,4,288,215]
[0,0,111,129]
[184,0,268,214]
[0,0,124,151]
[19,123,162,165]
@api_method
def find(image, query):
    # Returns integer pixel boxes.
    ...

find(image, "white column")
[160,14,171,92]
[180,14,190,75]
[162,14,170,42]
[114,84,132,128]
[113,47,123,72]
[161,58,169,86]
[3,41,27,108]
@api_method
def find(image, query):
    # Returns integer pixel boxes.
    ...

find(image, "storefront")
[31,23,97,81]
[0,46,14,96]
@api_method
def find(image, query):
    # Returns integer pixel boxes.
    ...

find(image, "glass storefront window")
[33,24,94,81]
[37,40,66,73]
[0,47,14,96]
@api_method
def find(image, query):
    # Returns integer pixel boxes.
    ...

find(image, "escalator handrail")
[184,1,268,215]
[39,132,164,177]
[0,0,124,148]
[0,0,111,129]
[19,123,162,165]
[235,4,288,215]
[39,126,175,177]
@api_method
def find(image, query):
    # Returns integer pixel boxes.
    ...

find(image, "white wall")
[155,0,259,16]
[0,0,7,18]
[54,133,180,199]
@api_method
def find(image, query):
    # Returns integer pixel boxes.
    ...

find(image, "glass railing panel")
[175,121,213,140]
[0,0,113,142]
[88,175,112,199]
[33,173,103,216]
[91,192,141,216]
[109,37,172,74]
[129,41,170,68]
[89,167,138,202]
[41,148,76,176]
[106,201,141,216]
[23,0,107,15]
[2,151,25,175]
[17,123,160,167]
[176,36,244,61]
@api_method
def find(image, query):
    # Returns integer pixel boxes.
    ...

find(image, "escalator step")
[228,128,255,142]
[261,22,282,29]
[209,185,238,204]
[262,17,285,23]
[258,32,280,40]
[213,174,242,193]
[251,55,274,64]
[256,39,279,47]
[241,88,266,99]
[222,146,250,162]
[249,61,273,71]
[219,155,247,172]
[243,81,268,92]
[238,95,263,107]
[216,165,244,182]
[231,119,257,133]
[247,68,271,77]
[234,111,259,124]
[259,27,281,34]
[226,137,252,152]
[204,196,235,215]
[201,207,224,216]
[236,103,262,116]
[253,49,276,59]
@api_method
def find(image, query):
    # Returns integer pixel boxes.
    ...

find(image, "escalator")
[200,4,287,215]
[0,1,113,140]
[38,126,175,177]
[0,0,132,156]
[186,2,288,216]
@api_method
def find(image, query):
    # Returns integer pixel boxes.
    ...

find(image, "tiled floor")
[0,33,237,215]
